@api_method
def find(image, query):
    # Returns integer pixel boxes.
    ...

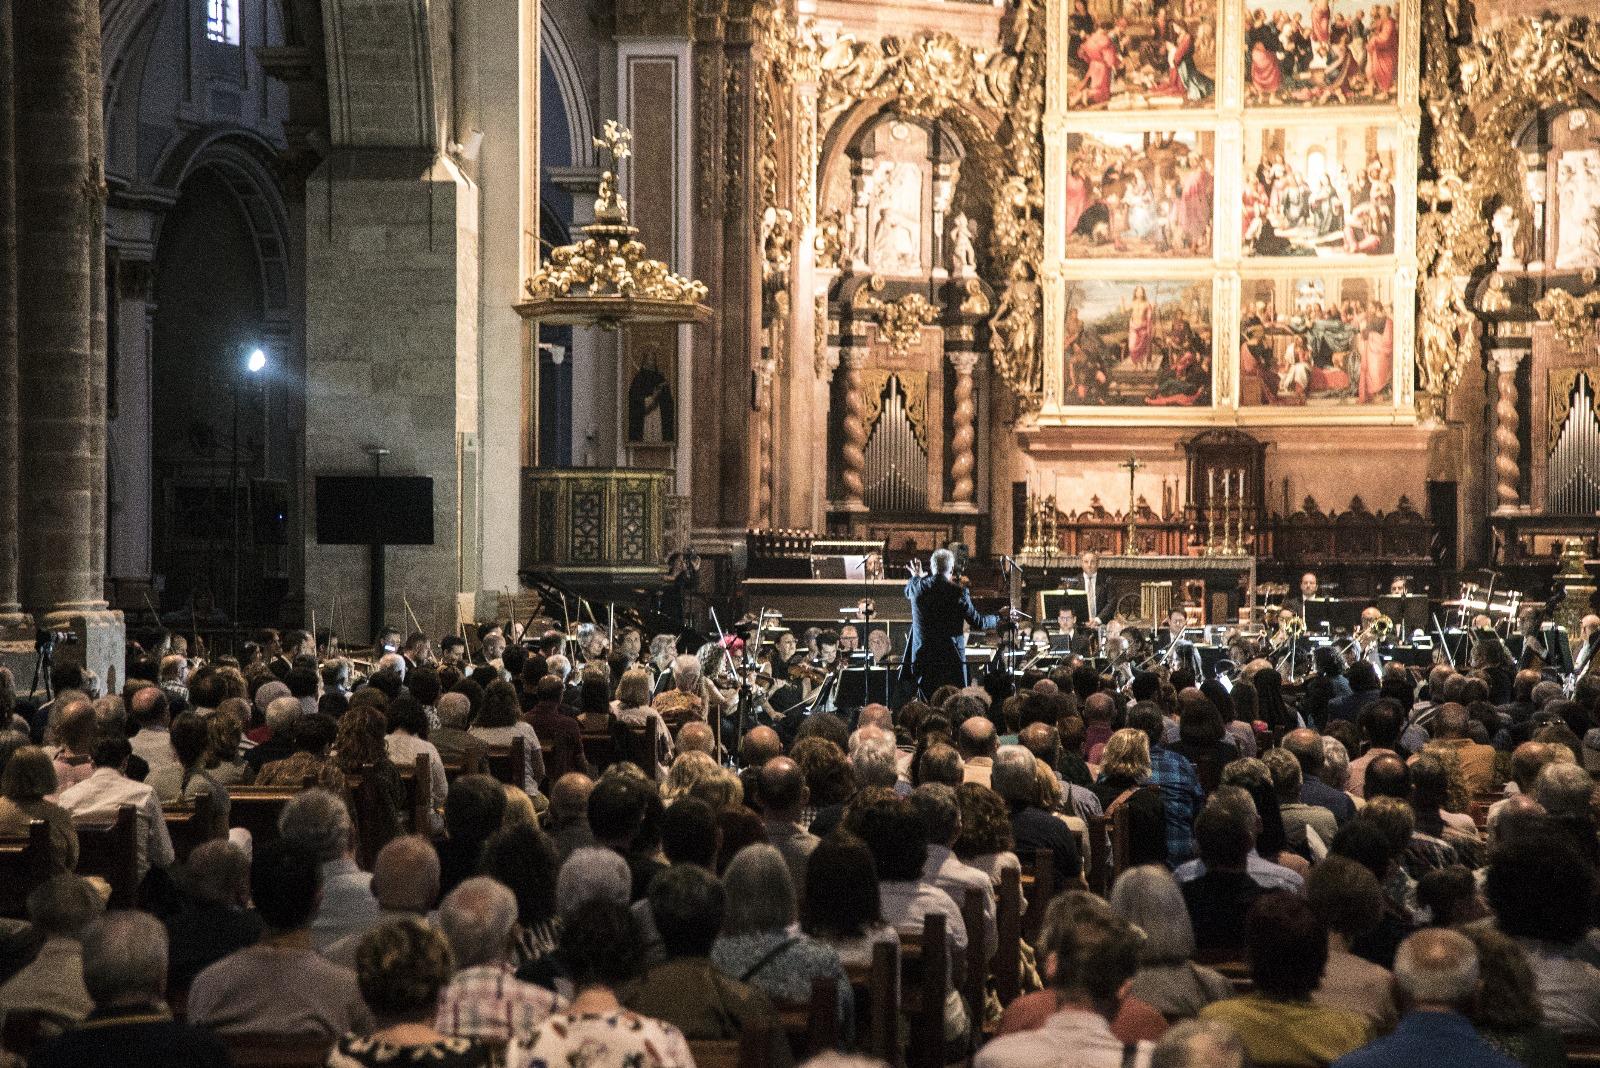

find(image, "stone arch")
[540,6,596,168]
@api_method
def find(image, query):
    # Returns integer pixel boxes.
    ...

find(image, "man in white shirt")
[126,686,179,784]
[911,783,996,964]
[56,736,175,881]
[276,788,379,950]
[975,907,1151,1068]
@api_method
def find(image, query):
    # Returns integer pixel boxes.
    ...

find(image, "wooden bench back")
[228,783,310,850]
[899,911,948,1068]
[992,865,1023,1008]
[482,736,527,789]
[163,792,221,863]
[74,804,139,908]
[0,821,53,918]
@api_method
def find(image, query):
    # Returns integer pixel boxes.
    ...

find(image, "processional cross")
[1120,456,1144,557]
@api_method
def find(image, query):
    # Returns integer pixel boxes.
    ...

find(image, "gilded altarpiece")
[1038,0,1421,426]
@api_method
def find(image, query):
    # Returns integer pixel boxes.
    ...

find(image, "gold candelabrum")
[1021,492,1059,562]
[1203,466,1252,557]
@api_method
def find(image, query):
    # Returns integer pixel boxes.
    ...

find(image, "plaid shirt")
[435,963,563,1044]
[1148,745,1205,862]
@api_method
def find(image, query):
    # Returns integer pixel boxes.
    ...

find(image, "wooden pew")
[74,805,138,908]
[483,736,527,789]
[612,721,656,775]
[440,750,482,780]
[0,821,53,919]
[581,730,619,773]
[687,1025,771,1068]
[991,865,1023,1010]
[393,753,433,832]
[1085,814,1111,895]
[844,939,899,1063]
[776,975,839,1059]
[1018,848,1054,945]
[222,1034,336,1068]
[228,782,311,851]
[163,792,221,863]
[960,888,987,1033]
[900,911,949,1068]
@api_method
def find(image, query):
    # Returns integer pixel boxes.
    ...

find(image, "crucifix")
[1120,456,1144,557]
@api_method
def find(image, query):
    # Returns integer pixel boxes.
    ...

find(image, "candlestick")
[1208,467,1215,503]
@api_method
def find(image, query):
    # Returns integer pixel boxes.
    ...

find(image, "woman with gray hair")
[612,667,674,779]
[711,843,852,1037]
[1110,865,1235,1021]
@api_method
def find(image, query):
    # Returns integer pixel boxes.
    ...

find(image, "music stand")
[838,666,893,708]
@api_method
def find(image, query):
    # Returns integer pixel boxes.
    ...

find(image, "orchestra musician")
[1157,607,1202,678]
[659,547,699,630]
[1574,615,1600,682]
[865,628,895,665]
[574,623,609,665]
[1513,605,1572,674]
[837,625,860,656]
[1285,571,1320,621]
[901,549,1018,697]
[1051,607,1094,656]
[1065,550,1119,625]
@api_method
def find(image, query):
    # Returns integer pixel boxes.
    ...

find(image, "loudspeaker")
[1426,480,1457,569]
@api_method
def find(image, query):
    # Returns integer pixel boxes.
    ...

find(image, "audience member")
[1199,892,1369,1066]
[1306,857,1397,1031]
[185,837,373,1037]
[28,911,230,1068]
[1109,865,1234,1021]
[277,787,380,950]
[163,840,263,988]
[1330,929,1517,1068]
[337,918,492,1066]
[324,834,442,968]
[435,877,560,1043]
[56,736,174,881]
[0,875,104,1032]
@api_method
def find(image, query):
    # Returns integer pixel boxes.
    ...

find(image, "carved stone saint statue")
[949,213,977,276]
[1492,203,1522,271]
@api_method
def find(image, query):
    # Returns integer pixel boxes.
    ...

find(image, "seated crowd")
[0,624,1597,1068]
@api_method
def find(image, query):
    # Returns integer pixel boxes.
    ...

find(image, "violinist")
[615,628,644,670]
[574,623,609,666]
[647,634,678,696]
[865,627,895,666]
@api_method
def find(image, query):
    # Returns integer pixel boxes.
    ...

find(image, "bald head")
[958,716,997,759]
[370,834,441,914]
[550,773,594,823]
[1394,929,1479,1010]
[857,704,893,731]
[740,726,782,768]
[1018,722,1056,761]
[677,721,715,755]
[758,757,807,817]
[1283,728,1325,773]
[436,691,472,729]
[1083,692,1115,723]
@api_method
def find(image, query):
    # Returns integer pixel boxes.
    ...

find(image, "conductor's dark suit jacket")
[901,573,997,696]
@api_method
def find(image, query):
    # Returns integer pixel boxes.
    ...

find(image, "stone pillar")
[948,349,979,508]
[14,0,122,682]
[84,0,106,591]
[837,348,868,510]
[303,152,478,641]
[1491,346,1524,512]
[0,0,25,626]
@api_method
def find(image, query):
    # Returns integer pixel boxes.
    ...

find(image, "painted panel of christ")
[1242,0,1400,107]
[1061,278,1214,407]
[1243,124,1396,258]
[1065,0,1217,111]
[1065,130,1215,258]
[1238,273,1394,407]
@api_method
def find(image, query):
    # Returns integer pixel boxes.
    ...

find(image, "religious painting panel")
[1241,0,1400,107]
[1242,123,1397,258]
[1237,271,1394,407]
[1548,108,1600,273]
[623,323,679,448]
[1060,277,1214,407]
[1064,129,1216,258]
[1065,0,1218,112]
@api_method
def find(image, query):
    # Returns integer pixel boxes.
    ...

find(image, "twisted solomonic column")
[838,349,868,509]
[1492,347,1524,512]
[948,350,979,506]
[755,358,774,526]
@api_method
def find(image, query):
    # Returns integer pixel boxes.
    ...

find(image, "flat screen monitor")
[315,476,434,545]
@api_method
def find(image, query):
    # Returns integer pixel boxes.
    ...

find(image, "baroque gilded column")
[948,349,979,507]
[837,347,868,510]
[1491,346,1524,512]
[0,0,24,625]
[754,357,775,526]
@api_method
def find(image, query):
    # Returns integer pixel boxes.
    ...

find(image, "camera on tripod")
[34,629,75,652]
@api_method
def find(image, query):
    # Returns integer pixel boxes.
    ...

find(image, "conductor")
[900,549,1014,698]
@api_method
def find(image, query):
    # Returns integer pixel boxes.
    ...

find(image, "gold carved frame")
[1035,0,1422,427]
